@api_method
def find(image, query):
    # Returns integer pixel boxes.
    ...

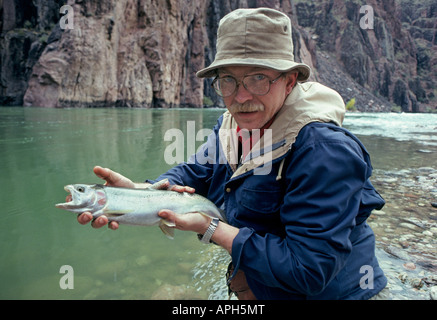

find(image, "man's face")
[218,66,297,130]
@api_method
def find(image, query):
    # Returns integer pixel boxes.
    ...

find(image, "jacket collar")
[219,82,345,178]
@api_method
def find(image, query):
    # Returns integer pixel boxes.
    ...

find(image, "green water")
[0,107,436,300]
[0,107,225,299]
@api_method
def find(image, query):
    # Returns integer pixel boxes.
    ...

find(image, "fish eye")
[76,186,85,193]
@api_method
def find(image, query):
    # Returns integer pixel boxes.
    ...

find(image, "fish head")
[55,184,107,214]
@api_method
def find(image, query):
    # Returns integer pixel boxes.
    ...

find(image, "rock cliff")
[11,0,208,108]
[0,0,435,111]
[293,0,436,112]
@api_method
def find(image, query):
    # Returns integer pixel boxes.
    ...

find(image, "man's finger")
[91,215,109,228]
[158,209,173,221]
[93,166,134,188]
[93,166,117,184]
[169,185,195,193]
[77,212,93,225]
[108,221,119,230]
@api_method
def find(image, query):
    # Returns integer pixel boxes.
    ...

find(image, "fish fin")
[159,220,175,240]
[197,211,211,219]
[106,212,125,218]
[197,211,226,222]
[161,218,176,227]
[217,208,227,222]
[103,208,132,218]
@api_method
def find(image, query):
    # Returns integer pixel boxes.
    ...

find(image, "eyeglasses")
[212,73,283,98]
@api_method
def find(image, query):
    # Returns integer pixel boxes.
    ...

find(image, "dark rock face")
[2,0,209,108]
[293,0,435,112]
[0,0,62,105]
[0,0,435,111]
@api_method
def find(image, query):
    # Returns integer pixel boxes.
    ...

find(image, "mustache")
[228,102,265,114]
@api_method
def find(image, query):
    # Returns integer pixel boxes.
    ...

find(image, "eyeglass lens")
[213,74,277,97]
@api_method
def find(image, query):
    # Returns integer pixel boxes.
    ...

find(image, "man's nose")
[234,84,253,104]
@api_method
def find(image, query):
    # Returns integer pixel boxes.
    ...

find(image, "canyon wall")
[1,0,436,111]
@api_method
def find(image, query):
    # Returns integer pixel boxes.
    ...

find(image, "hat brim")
[196,58,311,81]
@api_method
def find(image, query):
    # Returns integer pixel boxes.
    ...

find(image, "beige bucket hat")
[196,8,311,81]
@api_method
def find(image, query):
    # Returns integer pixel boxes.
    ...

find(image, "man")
[77,8,387,299]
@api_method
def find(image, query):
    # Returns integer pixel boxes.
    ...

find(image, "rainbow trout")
[55,180,225,239]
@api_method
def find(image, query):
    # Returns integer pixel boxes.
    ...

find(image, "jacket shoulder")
[293,122,370,160]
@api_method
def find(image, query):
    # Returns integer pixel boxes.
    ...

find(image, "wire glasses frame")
[211,73,283,98]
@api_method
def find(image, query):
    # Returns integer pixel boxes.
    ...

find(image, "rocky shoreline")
[368,166,437,299]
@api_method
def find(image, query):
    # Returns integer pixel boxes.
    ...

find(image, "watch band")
[199,218,219,244]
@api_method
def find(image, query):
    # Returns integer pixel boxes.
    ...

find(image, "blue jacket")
[152,82,387,299]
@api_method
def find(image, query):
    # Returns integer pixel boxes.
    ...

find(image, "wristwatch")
[198,218,219,244]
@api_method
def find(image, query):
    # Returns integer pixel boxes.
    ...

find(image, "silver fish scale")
[101,186,225,225]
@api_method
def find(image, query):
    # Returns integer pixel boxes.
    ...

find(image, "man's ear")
[285,72,298,95]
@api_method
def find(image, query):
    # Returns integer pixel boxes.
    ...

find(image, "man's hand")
[77,211,116,229]
[158,210,211,235]
[76,166,195,230]
[76,166,133,229]
[158,209,239,254]
[93,165,136,188]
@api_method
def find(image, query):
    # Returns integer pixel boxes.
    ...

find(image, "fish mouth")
[55,185,80,209]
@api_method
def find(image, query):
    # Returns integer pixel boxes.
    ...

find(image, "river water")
[0,108,435,300]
